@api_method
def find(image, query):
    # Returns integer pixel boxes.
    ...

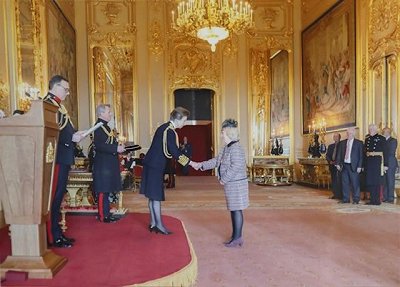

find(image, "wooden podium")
[0,100,67,279]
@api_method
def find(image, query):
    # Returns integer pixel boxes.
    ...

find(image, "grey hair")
[170,106,190,121]
[96,104,111,117]
[222,119,239,141]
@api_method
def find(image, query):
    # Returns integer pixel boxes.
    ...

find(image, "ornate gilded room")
[0,0,399,286]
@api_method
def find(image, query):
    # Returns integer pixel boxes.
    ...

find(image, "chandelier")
[172,0,253,52]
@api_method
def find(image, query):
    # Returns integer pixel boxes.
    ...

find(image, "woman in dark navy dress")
[140,107,194,234]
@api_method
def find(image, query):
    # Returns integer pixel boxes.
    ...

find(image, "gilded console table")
[252,156,293,186]
[66,171,94,208]
[297,157,331,188]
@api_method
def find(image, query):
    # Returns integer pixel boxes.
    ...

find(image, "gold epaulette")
[100,125,116,144]
[163,123,179,159]
[45,97,74,130]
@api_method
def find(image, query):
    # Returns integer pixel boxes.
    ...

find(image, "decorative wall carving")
[248,1,293,156]
[368,0,400,67]
[250,49,269,155]
[87,0,136,139]
[148,21,164,58]
[0,80,10,114]
[87,0,136,47]
[223,35,238,58]
[168,34,221,93]
[361,55,367,91]
[252,0,293,35]
[15,0,44,99]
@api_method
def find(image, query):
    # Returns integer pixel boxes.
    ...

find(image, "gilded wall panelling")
[252,0,293,36]
[87,0,136,47]
[368,0,400,133]
[14,0,45,111]
[148,21,164,60]
[0,0,10,114]
[248,0,294,160]
[87,0,136,140]
[387,54,398,131]
[368,0,399,66]
[249,48,269,156]
[0,80,10,114]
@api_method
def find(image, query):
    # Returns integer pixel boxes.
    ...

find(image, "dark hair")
[221,118,238,129]
[12,109,25,115]
[170,107,190,121]
[49,75,68,90]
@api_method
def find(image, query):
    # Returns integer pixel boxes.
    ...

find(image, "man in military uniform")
[140,107,196,234]
[92,104,125,223]
[364,124,386,205]
[44,75,86,248]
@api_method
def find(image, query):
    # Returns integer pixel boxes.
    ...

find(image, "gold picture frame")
[301,0,356,134]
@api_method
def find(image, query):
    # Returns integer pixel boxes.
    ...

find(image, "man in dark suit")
[44,75,86,248]
[364,124,386,205]
[140,107,196,234]
[93,104,125,223]
[326,133,342,200]
[382,127,398,203]
[336,127,363,204]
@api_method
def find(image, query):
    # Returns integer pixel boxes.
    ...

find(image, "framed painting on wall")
[47,0,78,127]
[270,50,289,138]
[302,0,355,134]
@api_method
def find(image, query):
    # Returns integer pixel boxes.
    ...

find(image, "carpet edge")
[126,220,198,287]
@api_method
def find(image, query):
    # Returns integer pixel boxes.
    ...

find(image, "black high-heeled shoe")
[154,226,173,235]
[148,225,156,232]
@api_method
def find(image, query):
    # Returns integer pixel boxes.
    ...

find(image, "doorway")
[174,89,214,176]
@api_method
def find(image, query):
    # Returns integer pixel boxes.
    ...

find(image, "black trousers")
[48,163,70,243]
[384,167,396,202]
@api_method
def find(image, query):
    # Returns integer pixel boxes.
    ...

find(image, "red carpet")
[0,213,194,286]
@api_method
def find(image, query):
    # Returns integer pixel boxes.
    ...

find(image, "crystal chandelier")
[172,0,253,52]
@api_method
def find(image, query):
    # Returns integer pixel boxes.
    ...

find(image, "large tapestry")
[302,0,355,134]
[47,1,78,127]
[270,50,289,137]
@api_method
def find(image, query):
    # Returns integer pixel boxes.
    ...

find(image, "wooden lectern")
[0,100,67,279]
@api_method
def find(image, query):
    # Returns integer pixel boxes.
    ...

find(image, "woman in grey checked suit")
[196,119,249,247]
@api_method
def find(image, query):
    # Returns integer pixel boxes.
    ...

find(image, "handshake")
[189,161,202,171]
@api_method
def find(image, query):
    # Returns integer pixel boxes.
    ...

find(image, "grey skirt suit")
[200,141,249,211]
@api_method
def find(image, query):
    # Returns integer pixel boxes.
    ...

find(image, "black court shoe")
[61,234,75,243]
[53,238,73,248]
[102,216,118,223]
[154,226,173,235]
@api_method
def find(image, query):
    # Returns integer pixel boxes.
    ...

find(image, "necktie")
[345,140,351,162]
